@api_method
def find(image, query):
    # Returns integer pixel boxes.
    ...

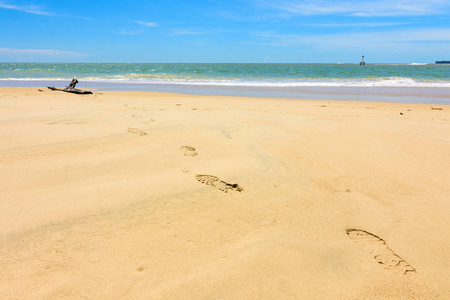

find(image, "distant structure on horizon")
[436,61,450,64]
[360,56,365,65]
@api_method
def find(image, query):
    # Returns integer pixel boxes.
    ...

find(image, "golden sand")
[1,87,449,298]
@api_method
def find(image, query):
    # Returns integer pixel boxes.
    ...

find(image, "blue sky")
[0,0,449,63]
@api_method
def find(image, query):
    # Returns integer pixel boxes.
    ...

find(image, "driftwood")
[48,77,92,94]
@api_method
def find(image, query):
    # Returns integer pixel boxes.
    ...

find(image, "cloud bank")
[0,48,88,62]
[0,1,53,16]
[273,0,450,16]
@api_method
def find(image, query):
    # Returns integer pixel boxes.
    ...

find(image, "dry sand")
[0,87,449,299]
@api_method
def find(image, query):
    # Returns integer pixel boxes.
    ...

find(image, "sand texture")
[1,87,449,299]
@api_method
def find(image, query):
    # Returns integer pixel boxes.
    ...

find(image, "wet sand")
[1,87,449,299]
[2,79,450,104]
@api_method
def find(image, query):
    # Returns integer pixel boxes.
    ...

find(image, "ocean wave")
[1,76,450,88]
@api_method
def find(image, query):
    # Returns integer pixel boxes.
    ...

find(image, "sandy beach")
[0,87,449,299]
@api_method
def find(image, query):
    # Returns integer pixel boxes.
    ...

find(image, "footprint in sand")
[141,119,155,124]
[346,229,416,275]
[127,127,148,136]
[180,146,198,157]
[195,174,243,193]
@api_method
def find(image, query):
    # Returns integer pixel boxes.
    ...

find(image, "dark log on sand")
[48,86,93,94]
[48,77,93,94]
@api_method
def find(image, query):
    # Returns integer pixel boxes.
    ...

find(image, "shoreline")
[1,80,450,104]
[1,87,449,298]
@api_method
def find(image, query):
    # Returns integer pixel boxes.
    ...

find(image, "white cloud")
[0,1,53,16]
[0,48,88,63]
[274,0,449,17]
[251,28,450,49]
[0,48,87,56]
[301,22,409,27]
[133,20,157,27]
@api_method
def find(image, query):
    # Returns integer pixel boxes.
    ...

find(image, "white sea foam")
[66,76,450,88]
[2,76,450,88]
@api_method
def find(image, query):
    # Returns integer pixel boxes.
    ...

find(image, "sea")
[1,63,449,104]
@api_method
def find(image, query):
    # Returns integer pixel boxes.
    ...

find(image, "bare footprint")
[127,127,148,136]
[141,119,155,124]
[195,174,243,193]
[346,229,416,275]
[180,146,198,157]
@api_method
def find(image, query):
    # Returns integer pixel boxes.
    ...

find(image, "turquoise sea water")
[1,63,450,87]
[1,63,449,103]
